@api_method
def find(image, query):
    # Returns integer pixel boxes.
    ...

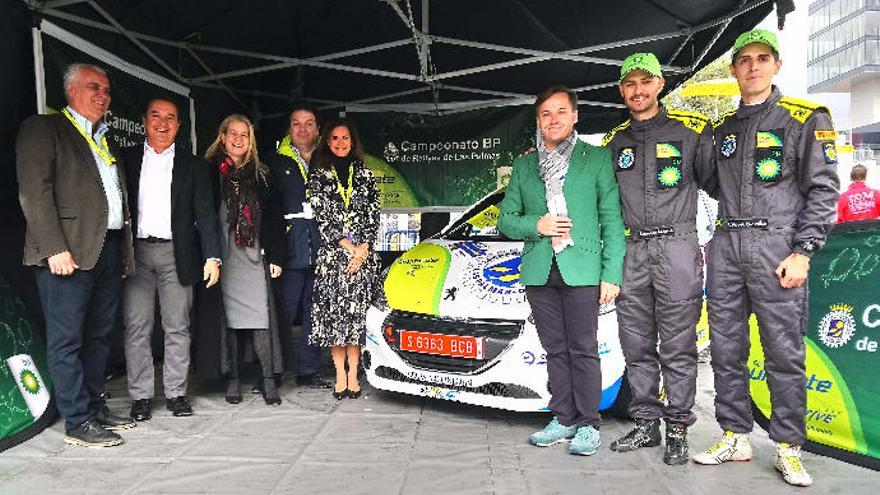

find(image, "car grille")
[374,366,540,399]
[381,310,523,373]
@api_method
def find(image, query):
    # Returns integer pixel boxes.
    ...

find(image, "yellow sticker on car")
[467,205,500,230]
[384,243,451,315]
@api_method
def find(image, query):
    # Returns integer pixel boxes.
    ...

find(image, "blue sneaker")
[569,425,601,455]
[529,417,577,447]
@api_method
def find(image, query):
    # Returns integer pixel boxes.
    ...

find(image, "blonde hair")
[204,114,265,176]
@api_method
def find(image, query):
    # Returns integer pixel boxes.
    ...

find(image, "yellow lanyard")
[61,108,115,165]
[332,162,354,209]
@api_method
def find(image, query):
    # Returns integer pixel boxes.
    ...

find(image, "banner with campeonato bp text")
[356,107,534,209]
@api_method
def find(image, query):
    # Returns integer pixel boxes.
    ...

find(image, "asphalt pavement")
[1,357,877,494]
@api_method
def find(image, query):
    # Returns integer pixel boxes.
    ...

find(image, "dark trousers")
[35,234,122,430]
[279,267,321,376]
[525,261,601,429]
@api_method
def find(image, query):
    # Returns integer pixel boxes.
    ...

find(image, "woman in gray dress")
[205,114,286,405]
[309,118,380,399]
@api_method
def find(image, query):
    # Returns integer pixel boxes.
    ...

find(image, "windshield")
[443,190,507,241]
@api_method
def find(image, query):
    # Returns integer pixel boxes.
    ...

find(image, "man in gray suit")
[122,97,221,421]
[17,63,136,447]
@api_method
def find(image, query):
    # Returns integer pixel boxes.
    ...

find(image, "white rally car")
[364,190,631,413]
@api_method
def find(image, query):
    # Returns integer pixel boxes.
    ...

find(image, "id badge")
[302,201,314,219]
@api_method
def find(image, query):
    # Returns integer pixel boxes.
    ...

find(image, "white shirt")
[65,106,123,230]
[137,142,175,239]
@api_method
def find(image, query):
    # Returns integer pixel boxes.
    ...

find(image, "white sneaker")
[692,431,752,465]
[775,443,813,487]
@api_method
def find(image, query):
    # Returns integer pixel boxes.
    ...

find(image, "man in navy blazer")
[122,97,221,421]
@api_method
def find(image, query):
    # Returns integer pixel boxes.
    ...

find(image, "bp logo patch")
[818,303,856,349]
[658,166,681,187]
[756,158,781,181]
[20,369,41,395]
[720,134,737,158]
[617,147,635,170]
[655,142,683,189]
[823,142,838,164]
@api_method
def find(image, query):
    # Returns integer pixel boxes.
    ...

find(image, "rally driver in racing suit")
[692,29,839,488]
[603,52,717,465]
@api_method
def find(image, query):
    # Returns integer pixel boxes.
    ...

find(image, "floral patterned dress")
[308,160,380,347]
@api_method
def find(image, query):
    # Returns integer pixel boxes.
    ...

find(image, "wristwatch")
[793,240,817,257]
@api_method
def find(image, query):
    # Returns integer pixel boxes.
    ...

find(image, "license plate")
[398,331,484,359]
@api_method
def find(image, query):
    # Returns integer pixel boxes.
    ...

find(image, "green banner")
[0,276,54,451]
[749,221,880,469]
[357,107,534,208]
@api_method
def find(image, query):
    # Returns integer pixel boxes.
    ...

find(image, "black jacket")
[123,143,221,286]
[267,150,319,269]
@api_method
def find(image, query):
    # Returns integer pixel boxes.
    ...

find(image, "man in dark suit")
[267,104,328,388]
[122,98,221,421]
[17,63,136,447]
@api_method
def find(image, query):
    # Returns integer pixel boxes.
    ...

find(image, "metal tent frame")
[22,0,780,121]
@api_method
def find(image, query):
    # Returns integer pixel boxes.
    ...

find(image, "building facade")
[809,0,880,164]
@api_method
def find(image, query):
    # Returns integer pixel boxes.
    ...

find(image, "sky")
[756,0,852,127]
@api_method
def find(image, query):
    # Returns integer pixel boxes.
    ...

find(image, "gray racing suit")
[603,106,717,425]
[708,86,839,444]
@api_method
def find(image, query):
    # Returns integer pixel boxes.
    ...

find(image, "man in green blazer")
[498,85,625,456]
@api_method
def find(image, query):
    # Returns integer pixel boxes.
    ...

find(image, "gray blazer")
[16,112,134,276]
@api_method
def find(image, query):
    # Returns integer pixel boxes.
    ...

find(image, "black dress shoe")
[296,373,332,389]
[332,389,346,400]
[64,420,123,447]
[252,376,283,394]
[346,388,362,399]
[95,406,136,430]
[166,396,194,416]
[130,399,152,421]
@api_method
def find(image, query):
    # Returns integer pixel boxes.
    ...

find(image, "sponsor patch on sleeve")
[823,142,838,164]
[815,130,838,141]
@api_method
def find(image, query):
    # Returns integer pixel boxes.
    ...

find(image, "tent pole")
[43,0,88,8]
[86,0,186,83]
[190,39,413,83]
[31,25,47,114]
[185,47,250,113]
[426,0,772,82]
[690,0,749,70]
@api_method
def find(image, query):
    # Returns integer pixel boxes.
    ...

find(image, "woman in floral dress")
[308,118,380,399]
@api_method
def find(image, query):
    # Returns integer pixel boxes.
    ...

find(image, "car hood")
[383,239,528,321]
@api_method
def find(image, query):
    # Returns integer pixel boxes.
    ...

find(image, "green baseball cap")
[620,52,663,81]
[731,29,780,59]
